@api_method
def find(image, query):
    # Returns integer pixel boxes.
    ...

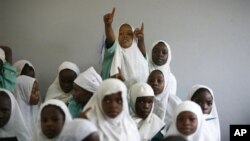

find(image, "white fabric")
[13,59,35,76]
[148,40,177,95]
[129,82,165,141]
[57,118,98,141]
[0,48,6,63]
[74,66,102,93]
[45,61,80,102]
[0,88,31,141]
[165,101,206,141]
[86,78,140,141]
[110,23,149,89]
[34,99,72,141]
[187,84,221,141]
[13,75,39,136]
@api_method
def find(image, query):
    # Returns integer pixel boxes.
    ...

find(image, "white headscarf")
[148,40,177,95]
[34,99,72,141]
[129,82,165,140]
[0,88,31,141]
[110,23,149,89]
[0,48,6,63]
[166,101,206,141]
[86,78,140,141]
[13,75,39,136]
[187,84,221,141]
[57,118,98,141]
[74,66,102,93]
[13,59,35,76]
[45,61,80,102]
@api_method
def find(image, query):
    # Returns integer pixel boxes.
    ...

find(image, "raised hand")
[110,67,125,82]
[78,107,92,119]
[134,22,144,40]
[103,7,115,25]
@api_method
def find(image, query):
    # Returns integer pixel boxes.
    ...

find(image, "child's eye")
[117,99,122,104]
[103,99,111,104]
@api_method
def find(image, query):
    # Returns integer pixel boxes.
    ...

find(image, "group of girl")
[0,7,220,141]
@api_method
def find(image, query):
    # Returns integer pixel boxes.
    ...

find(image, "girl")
[33,99,72,141]
[0,88,31,141]
[187,84,221,141]
[147,69,182,130]
[129,82,165,141]
[0,47,16,92]
[13,75,40,136]
[165,101,206,141]
[13,59,35,78]
[58,118,100,141]
[148,40,177,96]
[68,66,102,118]
[45,61,80,103]
[101,8,148,88]
[85,78,140,141]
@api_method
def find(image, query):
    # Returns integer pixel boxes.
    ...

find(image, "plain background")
[1,0,250,140]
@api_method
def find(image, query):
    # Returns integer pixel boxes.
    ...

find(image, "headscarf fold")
[0,48,6,63]
[13,60,35,76]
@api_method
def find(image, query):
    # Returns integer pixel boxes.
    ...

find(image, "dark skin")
[29,81,40,105]
[102,92,123,118]
[176,111,198,136]
[135,96,154,119]
[41,105,65,139]
[147,70,165,95]
[59,69,77,93]
[191,88,213,114]
[0,91,11,128]
[152,42,168,66]
[21,64,35,78]
[82,132,100,141]
[72,83,93,105]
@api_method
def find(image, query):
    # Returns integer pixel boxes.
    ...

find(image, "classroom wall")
[1,0,250,141]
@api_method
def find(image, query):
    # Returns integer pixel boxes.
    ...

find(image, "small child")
[129,82,165,141]
[13,75,40,136]
[58,118,100,141]
[147,69,182,130]
[165,101,206,141]
[187,84,221,141]
[13,59,35,78]
[101,8,148,88]
[45,61,80,103]
[148,40,177,95]
[0,47,16,92]
[68,66,102,118]
[85,78,140,141]
[0,88,31,141]
[33,99,72,141]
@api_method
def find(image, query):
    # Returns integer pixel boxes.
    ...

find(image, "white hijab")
[13,59,35,76]
[86,78,140,141]
[166,101,206,141]
[187,84,221,141]
[34,99,72,141]
[57,118,98,141]
[148,40,177,95]
[45,61,80,102]
[129,82,165,141]
[74,66,102,93]
[13,75,39,136]
[0,88,31,141]
[0,48,6,63]
[110,23,149,89]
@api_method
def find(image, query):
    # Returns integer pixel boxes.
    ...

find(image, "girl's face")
[0,92,11,128]
[72,83,93,104]
[102,92,123,118]
[41,105,65,139]
[135,96,154,119]
[118,24,134,48]
[59,69,77,93]
[30,81,40,105]
[191,89,213,114]
[176,111,198,136]
[147,70,165,95]
[21,64,35,78]
[152,42,168,66]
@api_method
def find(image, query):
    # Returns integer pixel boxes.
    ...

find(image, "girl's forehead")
[150,70,163,77]
[119,24,132,31]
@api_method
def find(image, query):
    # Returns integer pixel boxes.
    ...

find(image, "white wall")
[1,0,250,141]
